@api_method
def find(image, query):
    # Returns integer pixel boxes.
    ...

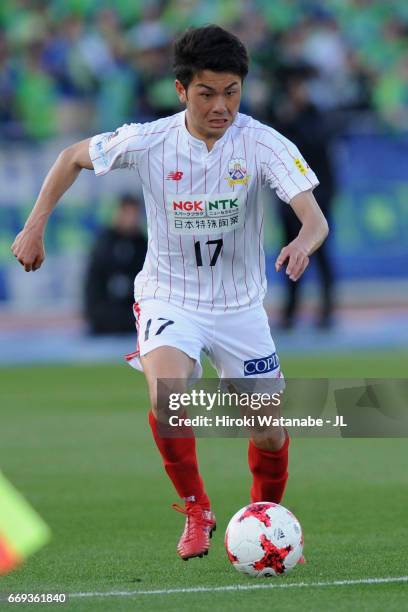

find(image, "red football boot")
[172,502,216,560]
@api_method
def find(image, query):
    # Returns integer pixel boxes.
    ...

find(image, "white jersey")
[90,111,319,313]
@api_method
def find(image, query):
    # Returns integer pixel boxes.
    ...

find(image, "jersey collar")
[180,110,233,152]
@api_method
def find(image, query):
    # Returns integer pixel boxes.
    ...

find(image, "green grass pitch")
[0,352,407,611]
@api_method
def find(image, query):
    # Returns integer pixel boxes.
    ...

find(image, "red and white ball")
[225,502,304,577]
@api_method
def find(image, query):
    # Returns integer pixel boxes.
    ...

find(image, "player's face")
[176,70,242,147]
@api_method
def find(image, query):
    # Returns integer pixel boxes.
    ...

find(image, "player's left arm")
[275,189,329,281]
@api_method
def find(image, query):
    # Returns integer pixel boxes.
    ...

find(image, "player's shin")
[248,429,290,503]
[148,410,210,508]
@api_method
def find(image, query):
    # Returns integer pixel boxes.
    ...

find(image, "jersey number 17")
[194,239,223,267]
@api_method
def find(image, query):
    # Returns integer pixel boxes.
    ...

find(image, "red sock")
[148,410,210,508]
[248,432,289,503]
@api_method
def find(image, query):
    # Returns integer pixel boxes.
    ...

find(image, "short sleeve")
[259,132,319,203]
[89,123,142,176]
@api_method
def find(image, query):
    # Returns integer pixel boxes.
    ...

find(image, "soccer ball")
[225,502,304,577]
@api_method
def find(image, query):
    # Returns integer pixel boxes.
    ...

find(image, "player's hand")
[275,239,309,281]
[11,227,45,272]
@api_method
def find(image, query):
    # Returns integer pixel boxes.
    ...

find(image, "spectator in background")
[127,6,178,121]
[374,53,408,130]
[1,1,407,138]
[16,40,58,140]
[84,194,147,335]
[0,30,20,139]
[268,63,336,329]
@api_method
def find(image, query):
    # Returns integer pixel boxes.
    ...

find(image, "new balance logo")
[166,171,184,181]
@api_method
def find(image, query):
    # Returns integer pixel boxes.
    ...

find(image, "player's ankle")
[184,494,211,510]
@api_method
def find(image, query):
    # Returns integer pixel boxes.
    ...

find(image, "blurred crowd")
[1,0,407,141]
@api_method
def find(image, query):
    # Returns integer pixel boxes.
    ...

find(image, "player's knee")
[150,380,189,423]
[250,427,286,451]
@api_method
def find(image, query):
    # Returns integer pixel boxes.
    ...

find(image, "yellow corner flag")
[0,472,51,574]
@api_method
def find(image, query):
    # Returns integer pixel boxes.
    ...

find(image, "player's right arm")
[11,138,93,272]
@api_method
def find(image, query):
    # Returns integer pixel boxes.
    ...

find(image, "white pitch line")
[70,576,408,599]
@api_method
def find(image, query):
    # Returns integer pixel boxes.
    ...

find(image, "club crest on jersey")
[225,158,250,187]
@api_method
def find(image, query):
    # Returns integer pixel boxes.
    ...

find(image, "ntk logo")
[207,198,238,211]
[166,170,184,181]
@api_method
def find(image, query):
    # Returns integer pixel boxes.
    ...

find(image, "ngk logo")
[173,200,203,211]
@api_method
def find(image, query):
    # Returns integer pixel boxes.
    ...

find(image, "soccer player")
[11,25,328,561]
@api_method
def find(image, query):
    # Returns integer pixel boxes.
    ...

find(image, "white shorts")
[126,299,283,385]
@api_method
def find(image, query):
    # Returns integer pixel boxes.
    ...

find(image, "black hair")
[173,24,249,90]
